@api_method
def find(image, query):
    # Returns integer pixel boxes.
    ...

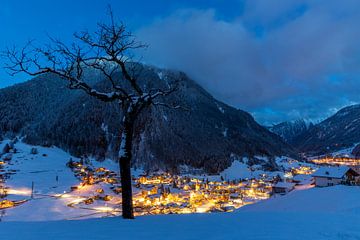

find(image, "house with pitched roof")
[272,181,296,194]
[312,166,359,187]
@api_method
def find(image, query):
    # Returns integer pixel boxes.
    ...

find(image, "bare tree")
[2,9,179,219]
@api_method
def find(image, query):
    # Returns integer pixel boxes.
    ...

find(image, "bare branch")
[2,6,182,220]
[152,102,184,110]
[2,7,179,110]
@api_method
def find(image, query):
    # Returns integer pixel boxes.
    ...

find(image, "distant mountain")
[351,144,360,158]
[268,119,312,144]
[294,104,360,155]
[0,64,295,173]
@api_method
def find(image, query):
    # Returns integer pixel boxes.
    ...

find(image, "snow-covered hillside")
[0,186,359,240]
[1,140,360,239]
[0,139,319,219]
[242,185,360,213]
[0,139,123,221]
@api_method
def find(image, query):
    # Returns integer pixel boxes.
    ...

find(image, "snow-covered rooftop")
[274,181,295,189]
[312,166,351,178]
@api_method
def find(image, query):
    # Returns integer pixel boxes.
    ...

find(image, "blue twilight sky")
[1,0,360,125]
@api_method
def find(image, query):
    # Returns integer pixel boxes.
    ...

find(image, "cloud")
[137,1,360,125]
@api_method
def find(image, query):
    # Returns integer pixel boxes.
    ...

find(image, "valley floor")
[2,186,360,240]
[1,140,359,239]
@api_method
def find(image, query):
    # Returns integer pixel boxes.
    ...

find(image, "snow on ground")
[219,159,273,180]
[332,146,356,157]
[276,156,315,170]
[241,185,360,214]
[188,159,270,182]
[0,139,125,221]
[1,140,360,239]
[3,140,78,192]
[220,160,254,180]
[1,186,360,240]
[219,157,314,181]
[308,144,360,160]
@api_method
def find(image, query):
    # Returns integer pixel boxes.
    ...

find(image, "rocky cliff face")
[0,65,295,173]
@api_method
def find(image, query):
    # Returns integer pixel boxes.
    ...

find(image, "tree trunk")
[119,112,135,219]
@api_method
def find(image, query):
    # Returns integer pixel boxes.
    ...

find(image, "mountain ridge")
[0,65,295,173]
[293,104,360,155]
[268,119,312,144]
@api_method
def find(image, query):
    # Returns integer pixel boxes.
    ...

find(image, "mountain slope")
[294,104,360,154]
[0,65,295,173]
[268,119,311,144]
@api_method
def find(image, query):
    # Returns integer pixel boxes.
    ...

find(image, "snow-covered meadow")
[1,186,360,240]
[0,139,359,239]
[0,139,123,221]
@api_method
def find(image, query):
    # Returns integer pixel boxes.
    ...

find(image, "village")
[310,156,360,187]
[1,139,360,217]
[65,158,274,216]
[60,154,360,215]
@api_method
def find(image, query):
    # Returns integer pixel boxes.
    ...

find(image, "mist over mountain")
[0,65,295,173]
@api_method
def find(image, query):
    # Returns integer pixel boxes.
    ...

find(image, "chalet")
[272,181,295,194]
[291,174,314,186]
[312,166,359,187]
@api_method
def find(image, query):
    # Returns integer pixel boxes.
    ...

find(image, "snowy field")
[1,140,359,239]
[0,139,124,221]
[1,186,360,240]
